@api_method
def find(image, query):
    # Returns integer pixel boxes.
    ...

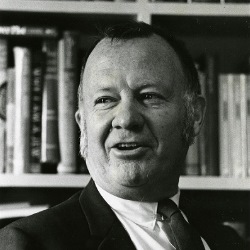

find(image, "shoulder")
[6,191,84,231]
[0,226,38,250]
[180,195,247,250]
[0,190,91,250]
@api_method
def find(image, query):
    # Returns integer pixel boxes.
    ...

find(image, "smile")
[111,142,149,159]
[116,143,141,150]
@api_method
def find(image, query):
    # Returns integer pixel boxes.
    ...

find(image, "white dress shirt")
[96,184,210,250]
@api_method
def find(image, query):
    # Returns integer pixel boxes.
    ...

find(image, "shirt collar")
[96,184,180,230]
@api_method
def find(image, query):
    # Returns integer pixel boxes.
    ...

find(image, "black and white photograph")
[0,0,249,249]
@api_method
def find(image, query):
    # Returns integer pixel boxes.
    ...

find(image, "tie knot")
[157,199,205,250]
[157,199,180,220]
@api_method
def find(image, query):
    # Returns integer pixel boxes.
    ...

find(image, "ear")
[193,96,206,136]
[75,109,82,129]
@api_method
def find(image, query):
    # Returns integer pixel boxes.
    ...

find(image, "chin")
[113,170,149,187]
[119,176,149,188]
[111,162,150,185]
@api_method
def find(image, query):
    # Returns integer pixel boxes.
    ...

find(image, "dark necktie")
[157,199,205,250]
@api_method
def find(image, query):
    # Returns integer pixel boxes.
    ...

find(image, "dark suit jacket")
[0,180,246,250]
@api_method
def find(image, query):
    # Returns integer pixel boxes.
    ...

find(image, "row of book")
[185,54,219,176]
[0,25,249,177]
[218,74,250,178]
[0,25,83,174]
[185,68,250,177]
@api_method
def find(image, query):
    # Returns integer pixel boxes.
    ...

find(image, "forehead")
[82,34,185,91]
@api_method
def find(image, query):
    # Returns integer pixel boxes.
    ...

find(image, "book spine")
[13,47,31,174]
[232,75,242,177]
[29,51,44,173]
[0,25,58,38]
[41,40,60,170]
[247,75,250,177]
[218,74,230,177]
[0,38,7,87]
[227,74,234,177]
[0,120,5,173]
[5,68,15,173]
[57,31,79,174]
[204,54,219,175]
[239,74,247,178]
[0,38,7,173]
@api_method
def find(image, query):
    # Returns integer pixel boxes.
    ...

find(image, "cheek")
[151,111,184,141]
[85,112,112,152]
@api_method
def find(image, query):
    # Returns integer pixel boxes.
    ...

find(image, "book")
[225,74,248,178]
[0,202,30,210]
[13,47,32,174]
[29,50,45,173]
[5,68,15,173]
[0,38,7,173]
[239,74,248,178]
[231,75,243,177]
[0,119,5,173]
[219,74,230,177]
[0,25,58,38]
[203,54,219,176]
[246,75,250,177]
[227,74,235,177]
[57,31,79,174]
[0,204,49,219]
[41,40,60,173]
[0,202,48,228]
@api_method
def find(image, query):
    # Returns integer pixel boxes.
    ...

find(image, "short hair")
[78,21,201,145]
[79,21,200,99]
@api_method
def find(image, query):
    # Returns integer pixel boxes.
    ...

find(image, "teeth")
[117,143,139,149]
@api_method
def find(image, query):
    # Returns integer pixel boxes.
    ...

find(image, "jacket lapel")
[179,194,219,250]
[98,219,136,250]
[79,180,136,250]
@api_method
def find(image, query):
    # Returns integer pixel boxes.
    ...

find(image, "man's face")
[76,35,189,201]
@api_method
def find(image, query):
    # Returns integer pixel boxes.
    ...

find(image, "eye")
[142,93,157,99]
[95,96,116,105]
[138,92,165,107]
[140,93,163,101]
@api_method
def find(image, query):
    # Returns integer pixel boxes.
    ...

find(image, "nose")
[112,100,144,131]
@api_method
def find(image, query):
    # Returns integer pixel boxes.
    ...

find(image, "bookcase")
[0,0,249,243]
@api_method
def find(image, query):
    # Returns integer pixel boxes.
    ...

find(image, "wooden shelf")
[179,176,250,191]
[0,1,249,16]
[0,1,140,14]
[148,3,250,16]
[0,174,250,190]
[0,174,91,188]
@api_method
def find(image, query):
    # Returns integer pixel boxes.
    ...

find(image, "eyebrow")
[92,87,118,97]
[95,87,114,91]
[136,81,174,93]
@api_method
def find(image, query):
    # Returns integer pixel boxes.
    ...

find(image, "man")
[0,22,245,250]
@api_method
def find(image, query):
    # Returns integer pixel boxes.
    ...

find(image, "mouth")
[115,143,141,151]
[110,142,149,159]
